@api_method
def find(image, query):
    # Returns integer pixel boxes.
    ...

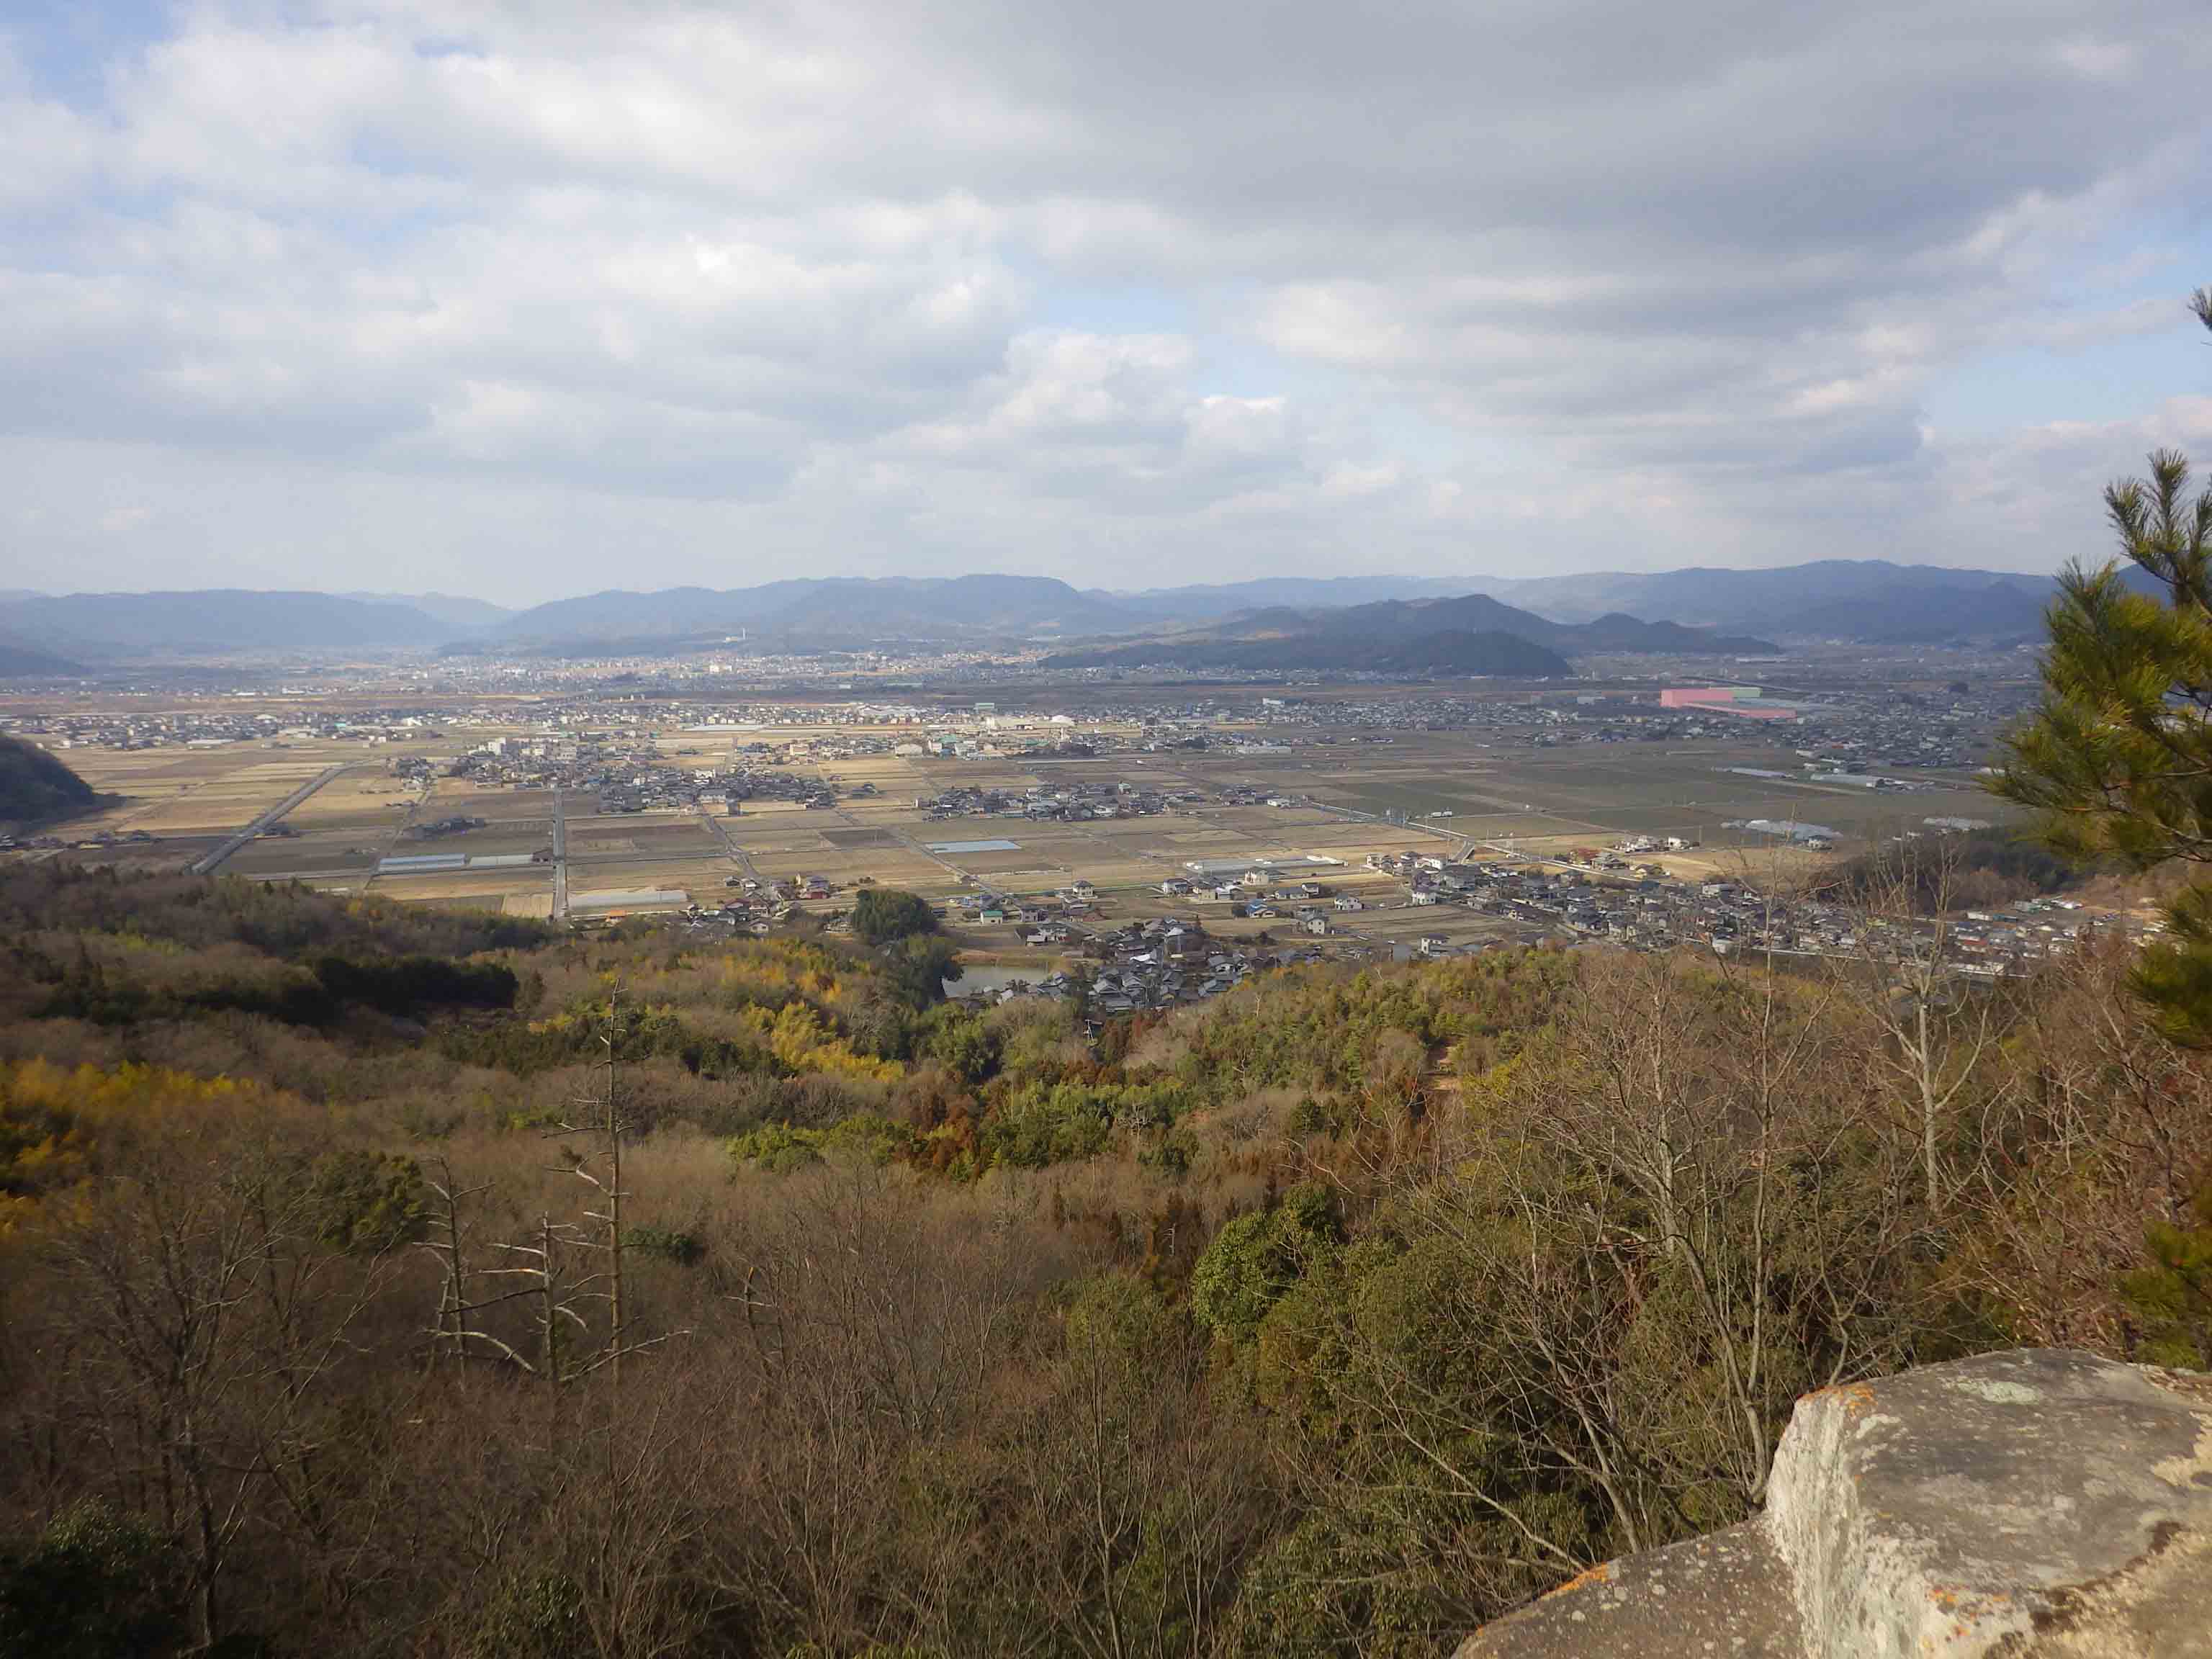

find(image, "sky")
[1,1,2209,605]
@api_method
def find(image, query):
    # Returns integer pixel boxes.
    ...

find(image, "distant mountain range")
[342,592,517,630]
[1104,575,1473,621]
[0,590,454,657]
[1047,626,1573,678]
[1461,561,2062,640]
[1043,590,1771,676]
[1215,593,1779,655]
[489,575,1141,647]
[1084,562,2069,642]
[0,559,2082,661]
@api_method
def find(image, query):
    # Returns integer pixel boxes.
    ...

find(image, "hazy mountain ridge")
[1048,590,1773,673]
[1,561,2084,658]
[0,591,454,657]
[1092,575,1472,620]
[0,638,84,676]
[1467,559,2062,639]
[342,592,518,630]
[1308,593,1779,655]
[1043,626,1574,677]
[493,575,1141,645]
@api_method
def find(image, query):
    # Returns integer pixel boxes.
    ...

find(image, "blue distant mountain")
[1042,588,1771,674]
[1089,560,2074,642]
[1457,559,2063,640]
[0,590,455,657]
[492,574,1143,645]
[2,559,2094,658]
[0,637,83,676]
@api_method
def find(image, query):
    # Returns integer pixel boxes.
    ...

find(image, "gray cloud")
[0,0,2207,598]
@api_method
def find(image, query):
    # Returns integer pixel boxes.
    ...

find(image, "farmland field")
[6,688,2028,939]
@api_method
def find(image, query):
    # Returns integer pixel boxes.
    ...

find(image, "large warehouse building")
[1658,685,1804,721]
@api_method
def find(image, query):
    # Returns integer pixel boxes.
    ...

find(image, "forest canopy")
[0,842,2206,1656]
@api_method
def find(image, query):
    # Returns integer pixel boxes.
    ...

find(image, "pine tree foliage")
[1993,287,2212,1044]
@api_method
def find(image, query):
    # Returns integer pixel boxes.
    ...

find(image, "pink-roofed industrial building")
[1658,686,1802,720]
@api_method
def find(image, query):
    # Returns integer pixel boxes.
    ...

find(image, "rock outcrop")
[1457,1349,2212,1658]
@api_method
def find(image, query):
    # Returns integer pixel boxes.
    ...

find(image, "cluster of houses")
[1082,918,1278,1011]
[3,827,156,852]
[1151,868,1346,931]
[667,872,849,938]
[423,728,896,817]
[918,781,1197,822]
[945,877,1098,940]
[8,706,452,752]
[1352,844,2151,975]
[1944,896,2141,974]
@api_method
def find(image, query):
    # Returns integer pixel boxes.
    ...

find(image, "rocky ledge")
[1457,1348,2212,1658]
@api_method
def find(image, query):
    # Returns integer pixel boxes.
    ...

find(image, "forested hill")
[1042,588,1771,673]
[0,734,99,826]
[0,639,81,677]
[0,863,2203,1656]
[1044,624,1575,675]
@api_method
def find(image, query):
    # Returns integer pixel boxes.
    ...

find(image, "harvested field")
[10,696,2028,931]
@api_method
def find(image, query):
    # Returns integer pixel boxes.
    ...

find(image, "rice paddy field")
[10,699,2023,962]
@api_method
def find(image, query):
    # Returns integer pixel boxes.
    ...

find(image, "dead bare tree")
[1488,948,1913,1509]
[554,987,634,1390]
[419,1154,493,1373]
[1836,832,2006,1214]
[46,1137,395,1650]
[436,989,680,1395]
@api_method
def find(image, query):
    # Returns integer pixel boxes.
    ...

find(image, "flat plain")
[10,698,2023,966]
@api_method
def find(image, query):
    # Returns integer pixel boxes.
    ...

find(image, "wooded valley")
[1,856,2206,1657]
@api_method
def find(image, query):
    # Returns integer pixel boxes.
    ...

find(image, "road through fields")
[552,790,569,919]
[188,764,359,876]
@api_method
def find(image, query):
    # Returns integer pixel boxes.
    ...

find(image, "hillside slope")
[0,735,101,825]
[1045,623,1573,676]
[0,638,83,676]
[497,575,1143,645]
[343,592,516,629]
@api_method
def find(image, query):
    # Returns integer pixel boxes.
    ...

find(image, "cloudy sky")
[4,0,2210,603]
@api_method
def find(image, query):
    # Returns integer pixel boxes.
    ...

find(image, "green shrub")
[851,888,938,946]
[2122,1181,2212,1367]
[0,1500,190,1659]
[472,1568,585,1659]
[308,1150,428,1254]
[626,1225,707,1267]
[1190,1185,1343,1344]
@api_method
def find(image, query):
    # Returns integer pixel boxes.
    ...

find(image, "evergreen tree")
[1993,287,2212,1046]
[850,887,938,946]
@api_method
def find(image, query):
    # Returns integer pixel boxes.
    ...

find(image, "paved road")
[551,790,570,920]
[189,764,356,876]
[696,806,762,888]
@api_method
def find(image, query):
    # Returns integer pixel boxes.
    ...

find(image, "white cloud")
[0,0,2207,598]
